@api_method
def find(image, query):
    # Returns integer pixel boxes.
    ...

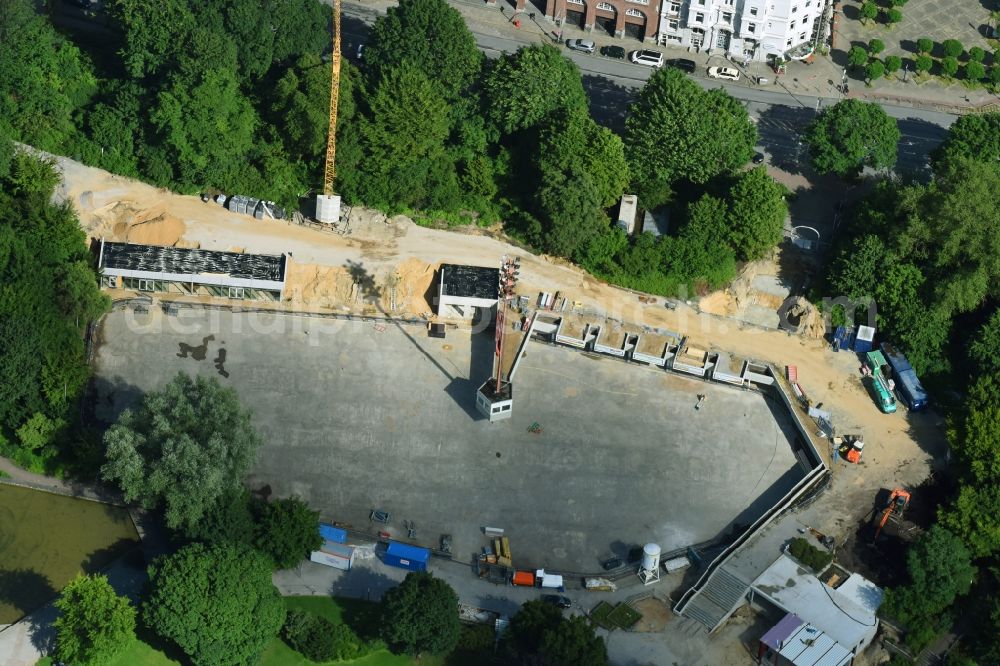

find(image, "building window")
[567,0,583,5]
[750,6,758,15]
[722,12,732,22]
[626,7,644,16]
[597,1,614,10]
[668,18,679,29]
[228,287,246,299]
[786,38,792,46]
[627,0,649,4]
[697,0,706,5]
[746,22,756,33]
[792,4,798,12]
[668,1,680,11]
[790,20,795,28]
[799,32,806,40]
[138,279,154,292]
[695,12,704,21]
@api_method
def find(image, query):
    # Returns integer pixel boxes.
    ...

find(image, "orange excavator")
[873,488,911,542]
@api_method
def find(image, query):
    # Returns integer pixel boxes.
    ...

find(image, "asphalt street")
[340,1,953,174]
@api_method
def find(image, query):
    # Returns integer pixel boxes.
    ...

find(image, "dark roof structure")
[100,241,285,282]
[439,264,499,300]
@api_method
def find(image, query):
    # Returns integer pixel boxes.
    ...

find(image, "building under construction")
[97,239,287,301]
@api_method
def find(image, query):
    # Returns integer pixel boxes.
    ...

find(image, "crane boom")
[323,0,342,196]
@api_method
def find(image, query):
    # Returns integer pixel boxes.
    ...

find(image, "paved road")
[340,1,953,174]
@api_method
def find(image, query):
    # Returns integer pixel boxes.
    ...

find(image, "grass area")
[606,603,642,630]
[35,638,181,666]
[589,601,615,630]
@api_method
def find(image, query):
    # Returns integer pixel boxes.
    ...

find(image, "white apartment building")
[657,0,831,62]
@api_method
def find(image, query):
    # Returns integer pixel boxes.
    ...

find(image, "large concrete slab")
[93,308,805,571]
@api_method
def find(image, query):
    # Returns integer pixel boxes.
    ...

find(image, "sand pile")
[392,258,437,315]
[283,260,353,308]
[87,201,186,246]
[699,290,735,316]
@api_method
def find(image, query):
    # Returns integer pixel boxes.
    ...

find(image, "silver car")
[707,66,741,81]
[566,39,596,54]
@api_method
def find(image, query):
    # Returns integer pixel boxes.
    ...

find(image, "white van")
[630,50,664,68]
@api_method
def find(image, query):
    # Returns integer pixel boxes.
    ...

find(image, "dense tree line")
[0,139,109,474]
[824,113,1000,661]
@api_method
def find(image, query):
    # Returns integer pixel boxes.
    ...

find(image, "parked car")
[541,594,572,609]
[566,39,596,54]
[630,49,664,68]
[664,58,696,73]
[707,66,741,81]
[602,556,623,570]
[752,152,766,164]
[600,45,626,60]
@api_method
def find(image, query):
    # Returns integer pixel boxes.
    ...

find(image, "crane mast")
[315,0,342,223]
[323,0,342,196]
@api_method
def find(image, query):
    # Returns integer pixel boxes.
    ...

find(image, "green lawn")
[37,596,443,666]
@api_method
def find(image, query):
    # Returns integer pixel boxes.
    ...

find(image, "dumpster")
[383,542,430,572]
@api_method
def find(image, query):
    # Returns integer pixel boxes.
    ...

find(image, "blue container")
[879,342,913,374]
[383,542,430,572]
[896,369,929,412]
[319,523,347,544]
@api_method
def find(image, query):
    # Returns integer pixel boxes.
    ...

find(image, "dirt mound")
[283,260,353,308]
[699,290,735,316]
[88,201,186,246]
[393,258,437,315]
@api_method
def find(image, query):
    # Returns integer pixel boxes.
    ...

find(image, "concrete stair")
[678,567,750,631]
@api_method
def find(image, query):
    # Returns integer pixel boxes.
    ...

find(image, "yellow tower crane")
[315,0,342,224]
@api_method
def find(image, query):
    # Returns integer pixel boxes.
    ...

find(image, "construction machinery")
[873,488,911,542]
[836,434,864,463]
[315,0,343,224]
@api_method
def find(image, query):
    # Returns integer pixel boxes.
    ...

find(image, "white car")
[630,50,664,68]
[566,39,596,54]
[707,66,741,82]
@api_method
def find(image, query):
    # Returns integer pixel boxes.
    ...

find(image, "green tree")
[969,46,986,63]
[181,487,257,545]
[144,543,285,666]
[348,64,458,212]
[942,39,963,59]
[848,45,869,68]
[282,609,368,662]
[505,600,608,666]
[915,54,933,74]
[149,67,258,189]
[672,195,738,289]
[483,44,588,136]
[991,66,1000,86]
[107,0,198,78]
[100,373,262,532]
[806,99,900,176]
[0,0,96,149]
[380,572,461,656]
[941,56,959,78]
[254,497,323,569]
[941,484,1000,558]
[269,54,332,160]
[886,8,902,23]
[969,311,1000,375]
[917,38,933,54]
[965,61,986,82]
[885,55,902,75]
[861,1,878,22]
[54,574,136,665]
[866,59,886,82]
[725,166,787,261]
[625,67,756,207]
[869,39,885,55]
[883,526,976,629]
[364,0,481,100]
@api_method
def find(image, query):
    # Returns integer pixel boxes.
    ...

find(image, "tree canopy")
[625,67,757,207]
[254,496,323,569]
[482,44,589,136]
[54,574,136,665]
[504,600,608,666]
[806,99,899,177]
[379,572,461,656]
[0,145,109,473]
[143,542,286,666]
[101,372,262,531]
[934,112,1000,167]
[725,166,787,261]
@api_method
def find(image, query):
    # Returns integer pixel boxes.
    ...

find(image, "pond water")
[0,483,140,624]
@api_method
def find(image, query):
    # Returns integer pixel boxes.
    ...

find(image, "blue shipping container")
[319,524,347,544]
[896,368,929,412]
[879,342,913,374]
[383,542,430,572]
